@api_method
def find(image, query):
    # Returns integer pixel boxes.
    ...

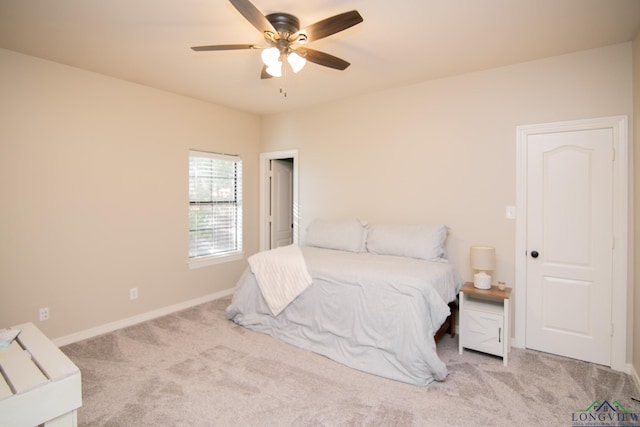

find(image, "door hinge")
[611,323,614,337]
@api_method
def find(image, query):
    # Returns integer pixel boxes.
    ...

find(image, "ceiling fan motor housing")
[266,13,300,35]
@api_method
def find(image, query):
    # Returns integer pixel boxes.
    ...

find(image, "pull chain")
[279,63,288,98]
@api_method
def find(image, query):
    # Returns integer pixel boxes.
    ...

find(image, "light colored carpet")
[61,297,639,426]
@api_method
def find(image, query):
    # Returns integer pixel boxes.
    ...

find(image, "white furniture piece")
[459,282,511,366]
[0,322,82,427]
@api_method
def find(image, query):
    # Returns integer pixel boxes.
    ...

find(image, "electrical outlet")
[39,307,49,321]
[129,288,138,300]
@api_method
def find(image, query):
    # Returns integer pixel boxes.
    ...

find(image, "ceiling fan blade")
[260,65,273,79]
[191,44,259,51]
[295,10,363,43]
[229,0,276,35]
[295,47,351,70]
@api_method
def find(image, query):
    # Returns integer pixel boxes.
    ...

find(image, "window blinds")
[189,150,242,259]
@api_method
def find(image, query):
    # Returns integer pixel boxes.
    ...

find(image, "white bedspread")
[247,244,312,316]
[228,246,463,386]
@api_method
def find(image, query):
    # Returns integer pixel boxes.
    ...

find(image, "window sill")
[188,252,244,269]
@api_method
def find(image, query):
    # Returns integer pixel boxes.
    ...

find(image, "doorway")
[514,116,628,371]
[259,150,299,251]
[270,158,293,248]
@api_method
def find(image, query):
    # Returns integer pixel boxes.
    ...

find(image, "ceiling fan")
[191,0,363,79]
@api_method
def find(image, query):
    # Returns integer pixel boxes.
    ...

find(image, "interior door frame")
[259,149,299,251]
[514,116,629,372]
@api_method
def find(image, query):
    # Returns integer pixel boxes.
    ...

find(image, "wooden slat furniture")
[0,322,82,427]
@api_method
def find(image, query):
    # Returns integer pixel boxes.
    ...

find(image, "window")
[189,150,242,267]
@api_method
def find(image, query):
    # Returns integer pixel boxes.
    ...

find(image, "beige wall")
[0,49,261,339]
[261,42,633,351]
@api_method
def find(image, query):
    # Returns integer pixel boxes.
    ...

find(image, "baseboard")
[53,288,235,347]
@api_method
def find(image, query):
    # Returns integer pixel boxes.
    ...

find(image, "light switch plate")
[505,206,516,219]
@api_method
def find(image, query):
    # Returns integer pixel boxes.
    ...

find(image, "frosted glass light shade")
[265,61,282,77]
[261,47,280,66]
[287,52,306,73]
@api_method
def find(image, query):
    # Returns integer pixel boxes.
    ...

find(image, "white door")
[525,127,614,365]
[270,159,293,248]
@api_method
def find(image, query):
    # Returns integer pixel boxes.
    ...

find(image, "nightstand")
[458,282,511,366]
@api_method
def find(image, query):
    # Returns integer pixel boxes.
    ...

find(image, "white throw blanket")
[248,244,312,316]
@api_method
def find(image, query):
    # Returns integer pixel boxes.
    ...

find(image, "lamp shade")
[470,246,496,271]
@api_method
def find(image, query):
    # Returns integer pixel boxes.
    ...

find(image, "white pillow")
[366,224,448,261]
[304,219,368,253]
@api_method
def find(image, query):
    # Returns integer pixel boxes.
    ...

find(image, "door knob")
[531,251,539,258]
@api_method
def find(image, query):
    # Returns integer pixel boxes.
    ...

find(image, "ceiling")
[1,0,640,116]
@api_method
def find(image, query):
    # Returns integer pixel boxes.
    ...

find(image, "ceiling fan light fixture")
[191,1,363,80]
[287,52,306,73]
[265,61,283,77]
[261,47,280,66]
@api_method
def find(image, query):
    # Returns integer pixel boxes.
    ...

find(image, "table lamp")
[470,246,495,289]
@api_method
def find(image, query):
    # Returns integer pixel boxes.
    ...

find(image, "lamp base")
[474,272,492,290]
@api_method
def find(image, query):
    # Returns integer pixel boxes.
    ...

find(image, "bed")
[226,220,463,386]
